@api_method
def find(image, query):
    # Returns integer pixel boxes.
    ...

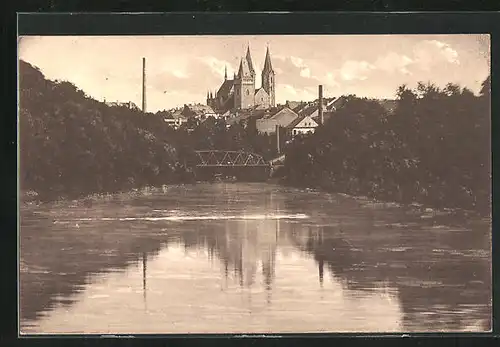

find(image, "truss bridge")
[195,150,268,167]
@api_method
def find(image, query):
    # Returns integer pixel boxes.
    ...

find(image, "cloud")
[199,56,235,79]
[276,83,317,102]
[290,56,305,68]
[300,68,311,78]
[271,56,321,92]
[339,60,375,81]
[374,52,414,75]
[413,40,460,69]
[289,56,316,80]
[323,72,340,88]
[172,70,189,79]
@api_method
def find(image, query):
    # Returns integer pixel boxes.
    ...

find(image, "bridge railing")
[195,150,268,167]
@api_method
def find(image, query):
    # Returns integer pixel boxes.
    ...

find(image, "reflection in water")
[19,183,491,334]
[142,252,147,308]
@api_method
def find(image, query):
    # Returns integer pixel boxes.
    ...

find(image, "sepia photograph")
[18,34,491,334]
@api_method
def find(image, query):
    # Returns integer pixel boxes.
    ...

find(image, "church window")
[246,90,250,96]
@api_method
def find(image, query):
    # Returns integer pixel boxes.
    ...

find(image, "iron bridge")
[195,150,268,167]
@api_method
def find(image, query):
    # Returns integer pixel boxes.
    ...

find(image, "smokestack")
[142,57,146,113]
[276,124,280,154]
[318,85,324,125]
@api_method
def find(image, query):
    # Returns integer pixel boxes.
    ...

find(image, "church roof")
[238,56,253,78]
[263,46,274,73]
[217,79,234,98]
[246,46,256,76]
[220,93,235,113]
[254,87,269,96]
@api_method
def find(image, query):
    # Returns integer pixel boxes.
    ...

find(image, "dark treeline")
[19,60,186,200]
[19,61,277,200]
[284,78,491,213]
[20,60,491,212]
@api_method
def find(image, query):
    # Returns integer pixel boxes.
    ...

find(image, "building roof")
[286,101,305,111]
[312,111,335,124]
[184,104,216,116]
[217,79,234,99]
[269,106,297,120]
[286,116,305,129]
[262,46,274,73]
[245,46,256,76]
[297,104,318,118]
[226,108,268,125]
[238,56,253,78]
[287,115,319,129]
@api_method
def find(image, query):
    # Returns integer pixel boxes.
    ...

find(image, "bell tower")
[234,45,256,110]
[261,46,275,107]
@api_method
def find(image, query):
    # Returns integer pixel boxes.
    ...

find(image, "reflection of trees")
[20,208,167,322]
[21,184,491,333]
[286,210,491,332]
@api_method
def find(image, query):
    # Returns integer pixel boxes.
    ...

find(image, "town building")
[256,106,299,134]
[207,46,276,113]
[182,103,218,121]
[163,110,188,129]
[287,115,319,137]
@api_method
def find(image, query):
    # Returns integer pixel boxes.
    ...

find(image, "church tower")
[234,45,256,110]
[261,46,275,107]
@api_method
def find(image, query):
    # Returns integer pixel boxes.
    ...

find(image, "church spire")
[238,57,252,78]
[263,45,274,73]
[224,65,227,80]
[245,44,255,76]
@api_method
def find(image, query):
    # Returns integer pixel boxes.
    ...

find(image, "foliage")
[284,79,491,213]
[19,60,183,200]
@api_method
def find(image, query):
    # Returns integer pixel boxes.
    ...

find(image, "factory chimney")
[142,57,147,113]
[318,85,324,125]
[276,124,280,154]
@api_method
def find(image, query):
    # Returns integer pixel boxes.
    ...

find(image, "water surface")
[20,183,491,334]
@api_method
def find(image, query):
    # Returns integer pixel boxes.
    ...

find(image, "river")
[19,183,491,334]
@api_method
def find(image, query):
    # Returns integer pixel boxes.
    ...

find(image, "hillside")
[19,60,186,201]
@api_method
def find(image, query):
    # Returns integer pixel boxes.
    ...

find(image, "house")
[293,96,348,125]
[286,115,319,137]
[256,106,299,134]
[163,115,187,129]
[226,107,268,128]
[162,110,187,129]
[182,104,218,120]
[285,100,305,111]
[105,101,140,110]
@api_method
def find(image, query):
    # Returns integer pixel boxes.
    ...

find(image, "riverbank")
[280,176,490,219]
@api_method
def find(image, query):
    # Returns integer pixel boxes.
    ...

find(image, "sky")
[18,35,490,112]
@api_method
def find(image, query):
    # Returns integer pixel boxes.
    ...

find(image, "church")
[207,46,276,113]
